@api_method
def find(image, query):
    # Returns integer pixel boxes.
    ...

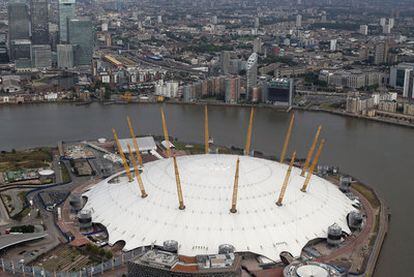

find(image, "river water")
[0,103,413,276]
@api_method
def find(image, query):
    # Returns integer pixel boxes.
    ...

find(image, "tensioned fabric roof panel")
[83,154,355,262]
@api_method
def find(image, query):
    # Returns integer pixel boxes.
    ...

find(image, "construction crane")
[112,128,132,182]
[301,125,322,176]
[276,151,296,206]
[280,113,295,163]
[204,105,209,154]
[126,116,143,166]
[301,139,326,192]
[230,158,240,213]
[244,107,255,156]
[160,107,171,158]
[127,144,148,198]
[173,155,185,210]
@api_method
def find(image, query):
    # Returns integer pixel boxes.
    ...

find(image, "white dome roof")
[83,154,355,261]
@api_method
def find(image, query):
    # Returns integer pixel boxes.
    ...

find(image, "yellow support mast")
[301,125,322,177]
[127,144,148,198]
[276,151,296,206]
[112,128,132,182]
[160,107,171,158]
[230,158,240,213]
[244,107,255,156]
[280,113,295,163]
[126,116,143,167]
[301,139,326,192]
[172,156,185,210]
[204,105,209,154]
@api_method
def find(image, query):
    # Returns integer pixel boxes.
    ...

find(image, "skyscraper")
[330,39,337,51]
[359,25,368,35]
[11,39,32,68]
[57,44,74,68]
[225,76,240,103]
[59,0,76,43]
[31,44,52,68]
[220,51,231,74]
[389,18,395,29]
[246,53,258,100]
[374,41,389,65]
[389,63,414,98]
[254,17,260,28]
[68,17,93,65]
[296,14,302,28]
[31,0,49,44]
[8,0,31,60]
[253,38,262,54]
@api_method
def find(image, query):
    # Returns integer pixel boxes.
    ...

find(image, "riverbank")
[348,179,390,277]
[2,99,413,129]
[295,106,414,129]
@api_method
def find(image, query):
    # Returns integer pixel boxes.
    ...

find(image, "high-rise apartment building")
[330,39,337,51]
[359,25,368,35]
[253,38,262,54]
[374,41,389,65]
[296,14,302,28]
[225,76,240,103]
[389,18,395,29]
[246,53,258,100]
[220,51,231,74]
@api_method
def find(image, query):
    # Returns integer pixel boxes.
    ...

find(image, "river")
[0,102,413,276]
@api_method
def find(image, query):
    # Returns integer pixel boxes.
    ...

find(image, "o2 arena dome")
[82,154,355,262]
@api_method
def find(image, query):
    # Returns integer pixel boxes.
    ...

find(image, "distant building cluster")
[5,0,93,70]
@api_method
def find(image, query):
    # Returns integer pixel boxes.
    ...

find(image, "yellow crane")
[230,158,240,213]
[204,105,209,154]
[301,125,322,176]
[160,107,171,158]
[173,155,185,210]
[301,139,326,192]
[276,151,296,206]
[127,144,148,198]
[280,113,295,163]
[126,116,143,166]
[112,128,132,182]
[245,107,255,156]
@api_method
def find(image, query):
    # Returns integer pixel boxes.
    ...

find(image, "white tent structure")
[82,154,355,262]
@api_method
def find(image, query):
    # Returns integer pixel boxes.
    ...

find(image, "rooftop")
[83,154,355,262]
